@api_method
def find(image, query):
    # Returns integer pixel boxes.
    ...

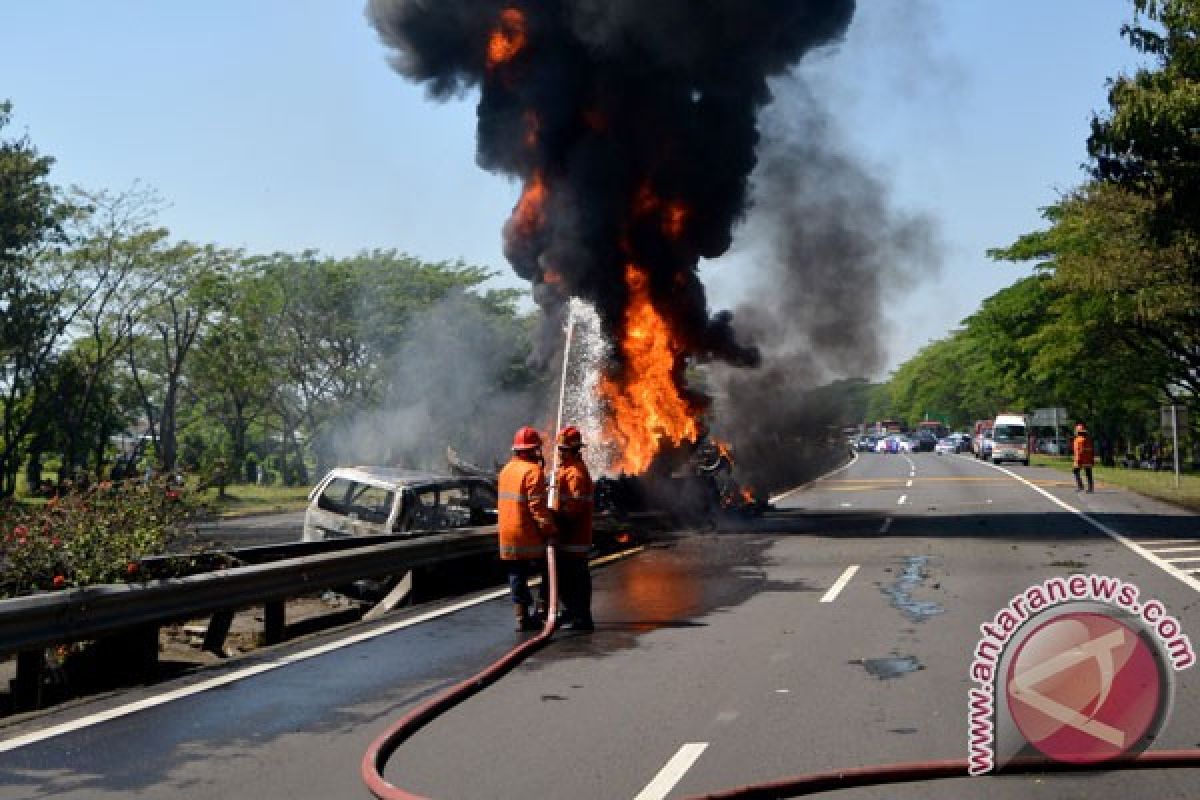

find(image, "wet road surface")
[2,451,1199,798]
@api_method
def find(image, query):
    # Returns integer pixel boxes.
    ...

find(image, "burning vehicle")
[368,1,856,512]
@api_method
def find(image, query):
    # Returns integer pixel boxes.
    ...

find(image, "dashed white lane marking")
[905,479,913,488]
[977,460,1200,594]
[634,742,709,800]
[0,547,647,754]
[879,517,893,534]
[897,495,908,505]
[770,451,859,505]
[821,565,860,603]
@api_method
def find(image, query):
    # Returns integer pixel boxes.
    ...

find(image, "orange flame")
[601,263,699,474]
[487,9,527,69]
[663,202,688,239]
[740,487,756,504]
[511,170,547,239]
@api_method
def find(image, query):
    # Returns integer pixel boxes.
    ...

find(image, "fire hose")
[360,540,1200,798]
[361,544,560,800]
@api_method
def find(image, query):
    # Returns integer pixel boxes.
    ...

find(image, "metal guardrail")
[0,527,498,656]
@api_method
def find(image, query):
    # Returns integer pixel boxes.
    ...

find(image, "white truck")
[989,413,1030,466]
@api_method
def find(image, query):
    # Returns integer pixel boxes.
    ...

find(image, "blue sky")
[2,1,1149,374]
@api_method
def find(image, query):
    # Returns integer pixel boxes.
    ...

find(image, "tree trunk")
[160,381,178,471]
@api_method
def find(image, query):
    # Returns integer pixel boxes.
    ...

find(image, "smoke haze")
[710,84,942,492]
[333,291,546,470]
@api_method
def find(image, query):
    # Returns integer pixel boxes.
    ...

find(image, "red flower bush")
[0,479,198,597]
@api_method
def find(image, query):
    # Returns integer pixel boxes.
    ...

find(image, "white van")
[989,413,1030,466]
[303,467,498,542]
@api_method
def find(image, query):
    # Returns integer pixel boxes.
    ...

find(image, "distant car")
[896,437,915,454]
[935,437,957,455]
[857,436,879,452]
[303,466,497,542]
[914,431,938,452]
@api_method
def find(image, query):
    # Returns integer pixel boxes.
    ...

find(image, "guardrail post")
[11,650,44,711]
[204,611,234,656]
[95,625,159,682]
[263,601,285,645]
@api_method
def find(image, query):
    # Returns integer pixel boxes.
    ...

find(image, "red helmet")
[557,425,585,449]
[512,426,543,451]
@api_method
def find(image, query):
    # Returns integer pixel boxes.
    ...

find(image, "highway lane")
[1,452,1198,798]
[190,510,306,549]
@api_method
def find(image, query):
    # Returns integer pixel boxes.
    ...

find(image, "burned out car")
[302,467,497,541]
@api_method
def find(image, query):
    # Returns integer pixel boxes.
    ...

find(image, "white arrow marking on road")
[634,742,709,800]
[821,565,860,603]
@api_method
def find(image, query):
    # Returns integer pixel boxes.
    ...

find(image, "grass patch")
[1031,455,1200,512]
[193,483,313,518]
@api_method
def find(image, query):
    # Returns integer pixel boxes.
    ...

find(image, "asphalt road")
[189,510,306,549]
[2,451,1199,799]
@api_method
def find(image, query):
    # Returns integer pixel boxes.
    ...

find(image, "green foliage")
[0,479,196,597]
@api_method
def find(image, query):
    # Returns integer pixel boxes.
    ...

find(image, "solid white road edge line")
[634,742,709,800]
[820,566,861,603]
[0,546,647,754]
[977,460,1200,594]
[769,450,859,505]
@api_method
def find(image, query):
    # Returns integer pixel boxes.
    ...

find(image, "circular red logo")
[1005,611,1164,764]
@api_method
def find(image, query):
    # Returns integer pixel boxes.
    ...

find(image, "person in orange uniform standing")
[553,426,595,632]
[498,426,557,632]
[1073,422,1095,494]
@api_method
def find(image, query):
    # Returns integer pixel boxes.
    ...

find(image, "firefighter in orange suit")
[1073,422,1095,494]
[498,426,557,631]
[553,426,595,632]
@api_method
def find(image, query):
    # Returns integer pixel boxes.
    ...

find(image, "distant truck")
[917,420,948,439]
[971,419,991,458]
[989,413,1031,466]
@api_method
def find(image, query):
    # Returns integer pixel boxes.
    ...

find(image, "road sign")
[1161,405,1189,432]
[1161,405,1188,489]
[1031,408,1070,427]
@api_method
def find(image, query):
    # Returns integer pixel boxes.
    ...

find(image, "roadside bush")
[0,479,198,598]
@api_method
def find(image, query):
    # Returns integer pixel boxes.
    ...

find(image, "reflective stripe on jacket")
[554,459,593,557]
[498,456,555,560]
[1073,434,1095,467]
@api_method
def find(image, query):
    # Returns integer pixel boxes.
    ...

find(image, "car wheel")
[1022,459,1030,467]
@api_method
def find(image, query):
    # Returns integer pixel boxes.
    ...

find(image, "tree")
[1082,0,1200,395]
[0,101,84,497]
[125,243,236,471]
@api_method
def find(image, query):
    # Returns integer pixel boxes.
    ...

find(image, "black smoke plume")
[367,0,855,380]
[710,85,941,493]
